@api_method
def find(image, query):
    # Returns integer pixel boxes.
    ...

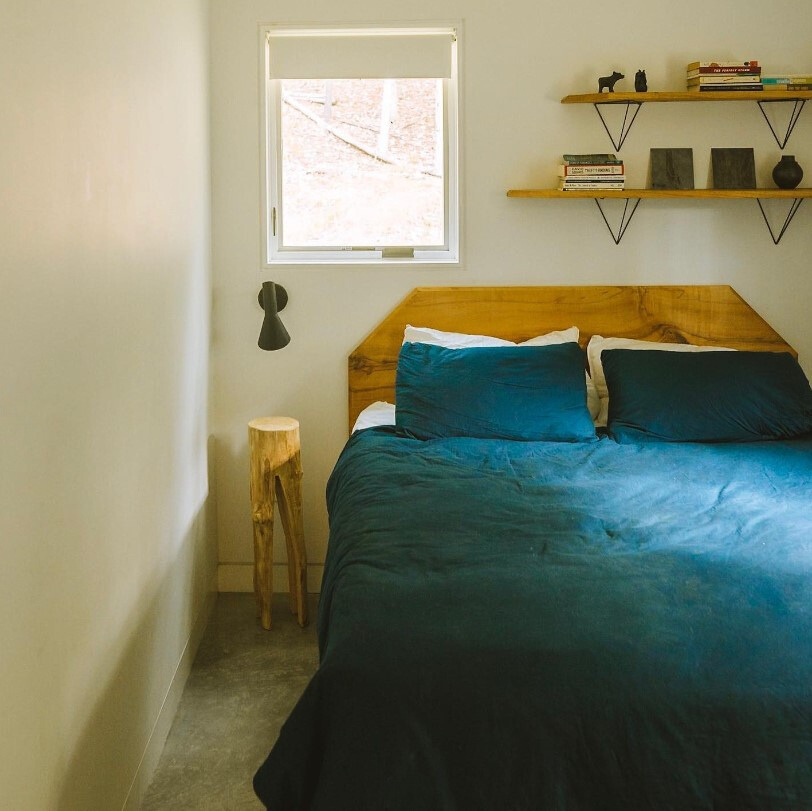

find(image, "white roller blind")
[268,28,455,80]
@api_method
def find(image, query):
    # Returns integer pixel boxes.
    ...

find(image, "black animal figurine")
[635,69,648,92]
[598,71,624,93]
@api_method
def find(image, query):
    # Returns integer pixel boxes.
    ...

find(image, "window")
[262,25,460,264]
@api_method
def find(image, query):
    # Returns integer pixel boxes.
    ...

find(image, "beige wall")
[210,0,812,594]
[0,1,215,808]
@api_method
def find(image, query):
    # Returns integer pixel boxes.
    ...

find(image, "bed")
[254,286,812,810]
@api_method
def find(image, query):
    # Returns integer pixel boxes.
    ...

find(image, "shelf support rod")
[594,197,642,244]
[756,98,806,149]
[755,197,804,245]
[592,101,643,151]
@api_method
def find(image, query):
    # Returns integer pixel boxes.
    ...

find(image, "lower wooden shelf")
[507,188,811,244]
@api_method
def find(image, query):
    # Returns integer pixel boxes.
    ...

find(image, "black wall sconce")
[257,281,290,351]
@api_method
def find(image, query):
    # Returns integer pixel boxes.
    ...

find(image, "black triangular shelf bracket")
[756,98,806,149]
[592,101,643,151]
[594,197,642,244]
[755,197,805,244]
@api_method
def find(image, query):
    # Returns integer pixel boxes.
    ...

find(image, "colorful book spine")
[762,76,812,86]
[690,85,764,92]
[687,74,762,84]
[558,164,625,176]
[562,153,620,164]
[559,177,626,183]
[686,67,761,76]
[560,177,626,184]
[686,61,759,71]
[558,183,625,191]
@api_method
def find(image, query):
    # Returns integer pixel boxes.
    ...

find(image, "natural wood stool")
[248,417,308,629]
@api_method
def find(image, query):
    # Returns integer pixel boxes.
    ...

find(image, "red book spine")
[695,66,761,74]
[561,164,624,176]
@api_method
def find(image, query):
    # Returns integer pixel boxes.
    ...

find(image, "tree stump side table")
[248,417,308,629]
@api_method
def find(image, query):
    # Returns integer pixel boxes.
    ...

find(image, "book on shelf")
[762,75,812,83]
[762,77,812,90]
[687,82,763,90]
[559,177,626,184]
[686,60,759,71]
[687,74,762,84]
[686,66,761,76]
[562,153,621,164]
[687,85,764,92]
[559,176,626,184]
[558,163,624,176]
[558,183,625,191]
[760,84,812,91]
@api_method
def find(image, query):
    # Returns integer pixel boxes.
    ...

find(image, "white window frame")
[260,23,461,266]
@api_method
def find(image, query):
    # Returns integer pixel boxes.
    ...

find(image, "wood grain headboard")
[348,285,795,434]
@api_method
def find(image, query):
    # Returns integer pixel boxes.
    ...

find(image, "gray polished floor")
[142,593,319,810]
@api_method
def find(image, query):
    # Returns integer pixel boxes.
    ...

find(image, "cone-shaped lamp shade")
[258,282,291,351]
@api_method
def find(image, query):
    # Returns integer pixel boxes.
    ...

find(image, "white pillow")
[402,325,600,421]
[352,401,396,433]
[585,375,601,423]
[403,324,579,348]
[587,335,736,427]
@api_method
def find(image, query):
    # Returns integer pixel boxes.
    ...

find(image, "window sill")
[265,252,460,267]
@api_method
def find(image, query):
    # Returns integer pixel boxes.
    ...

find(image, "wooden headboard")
[348,285,795,433]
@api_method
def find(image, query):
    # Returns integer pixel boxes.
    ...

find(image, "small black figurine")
[635,69,648,92]
[598,71,624,93]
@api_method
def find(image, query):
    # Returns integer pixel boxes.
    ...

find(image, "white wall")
[0,1,214,808]
[210,0,812,592]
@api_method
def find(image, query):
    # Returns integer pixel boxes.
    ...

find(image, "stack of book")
[686,61,762,92]
[762,75,812,91]
[558,154,625,191]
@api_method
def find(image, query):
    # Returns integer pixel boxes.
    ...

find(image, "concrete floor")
[142,593,319,810]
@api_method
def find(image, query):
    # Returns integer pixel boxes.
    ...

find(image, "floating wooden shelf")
[561,90,811,150]
[562,91,812,104]
[506,189,812,244]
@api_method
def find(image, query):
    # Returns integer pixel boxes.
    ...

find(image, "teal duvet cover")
[254,428,812,810]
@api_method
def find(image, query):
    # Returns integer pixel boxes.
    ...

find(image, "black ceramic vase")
[772,155,803,189]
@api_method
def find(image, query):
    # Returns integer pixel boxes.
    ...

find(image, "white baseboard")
[120,589,217,811]
[218,562,324,593]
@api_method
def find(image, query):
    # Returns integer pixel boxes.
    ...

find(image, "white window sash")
[261,24,461,266]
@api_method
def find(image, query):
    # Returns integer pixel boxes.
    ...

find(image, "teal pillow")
[603,349,812,443]
[395,342,596,441]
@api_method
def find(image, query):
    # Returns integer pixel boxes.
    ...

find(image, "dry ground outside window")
[280,79,445,248]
